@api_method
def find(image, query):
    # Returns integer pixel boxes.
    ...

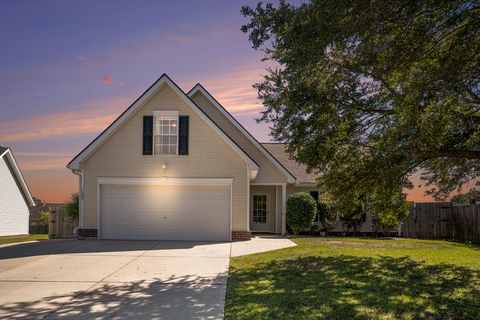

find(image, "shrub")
[338,198,366,236]
[286,192,317,235]
[317,202,337,236]
[370,191,410,236]
[67,193,79,220]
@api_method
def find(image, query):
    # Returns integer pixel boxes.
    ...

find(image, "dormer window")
[153,111,178,155]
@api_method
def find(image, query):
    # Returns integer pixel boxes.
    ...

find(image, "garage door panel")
[100,183,231,241]
[102,200,229,214]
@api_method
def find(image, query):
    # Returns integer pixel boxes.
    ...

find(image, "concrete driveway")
[0,239,230,319]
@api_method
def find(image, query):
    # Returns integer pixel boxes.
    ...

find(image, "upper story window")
[153,111,178,155]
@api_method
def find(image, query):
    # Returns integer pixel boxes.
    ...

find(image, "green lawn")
[226,237,480,320]
[0,234,48,246]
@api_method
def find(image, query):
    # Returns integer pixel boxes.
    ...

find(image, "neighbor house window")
[153,111,178,155]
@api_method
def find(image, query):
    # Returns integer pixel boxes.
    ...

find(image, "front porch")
[249,184,287,235]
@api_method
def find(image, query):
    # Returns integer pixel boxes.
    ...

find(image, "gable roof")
[67,74,259,174]
[187,84,296,183]
[261,143,318,185]
[0,146,35,206]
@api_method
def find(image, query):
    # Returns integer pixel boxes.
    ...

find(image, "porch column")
[282,184,287,235]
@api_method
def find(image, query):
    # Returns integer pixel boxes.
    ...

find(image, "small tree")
[286,192,317,235]
[370,191,410,236]
[38,211,49,225]
[66,193,79,220]
[338,197,366,236]
[317,202,337,236]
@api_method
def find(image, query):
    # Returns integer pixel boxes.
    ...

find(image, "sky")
[0,0,439,203]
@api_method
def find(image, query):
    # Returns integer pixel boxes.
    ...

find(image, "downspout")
[71,166,84,229]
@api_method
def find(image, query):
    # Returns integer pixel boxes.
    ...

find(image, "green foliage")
[338,197,366,235]
[66,193,79,220]
[370,191,410,236]
[317,202,337,235]
[451,188,480,203]
[38,211,49,225]
[241,1,480,205]
[286,192,317,235]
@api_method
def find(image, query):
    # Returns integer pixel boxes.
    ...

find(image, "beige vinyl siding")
[82,85,248,231]
[286,186,321,198]
[191,91,288,184]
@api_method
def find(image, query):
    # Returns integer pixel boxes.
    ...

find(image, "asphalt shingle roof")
[261,143,318,184]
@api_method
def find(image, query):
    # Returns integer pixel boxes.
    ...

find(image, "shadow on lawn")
[226,255,480,319]
[0,274,227,319]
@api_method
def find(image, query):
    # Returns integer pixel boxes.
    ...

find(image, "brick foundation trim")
[232,231,252,241]
[78,228,98,238]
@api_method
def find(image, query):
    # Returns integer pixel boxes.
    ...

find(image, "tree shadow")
[0,274,227,319]
[0,239,228,260]
[226,255,480,319]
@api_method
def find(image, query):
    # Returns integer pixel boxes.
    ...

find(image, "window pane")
[154,136,160,154]
[153,115,178,154]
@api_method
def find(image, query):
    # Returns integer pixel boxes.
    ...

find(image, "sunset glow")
[0,1,447,203]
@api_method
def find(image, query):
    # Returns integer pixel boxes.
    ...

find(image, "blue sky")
[0,0,437,203]
[0,0,277,201]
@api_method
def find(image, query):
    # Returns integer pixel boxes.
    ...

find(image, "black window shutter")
[143,116,153,155]
[178,115,189,155]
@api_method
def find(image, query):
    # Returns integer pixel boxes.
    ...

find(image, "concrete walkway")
[0,236,295,319]
[231,235,297,257]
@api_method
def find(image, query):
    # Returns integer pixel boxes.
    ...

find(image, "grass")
[226,237,480,319]
[0,234,48,245]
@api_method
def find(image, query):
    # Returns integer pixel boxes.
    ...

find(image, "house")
[0,146,35,236]
[67,74,321,241]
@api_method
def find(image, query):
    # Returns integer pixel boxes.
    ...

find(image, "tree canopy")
[451,188,480,203]
[241,0,480,206]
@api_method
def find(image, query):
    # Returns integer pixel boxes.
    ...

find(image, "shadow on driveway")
[0,274,227,319]
[0,239,228,260]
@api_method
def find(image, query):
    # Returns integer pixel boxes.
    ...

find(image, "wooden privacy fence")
[403,202,480,243]
[48,205,78,238]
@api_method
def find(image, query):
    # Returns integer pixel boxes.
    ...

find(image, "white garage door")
[100,183,231,241]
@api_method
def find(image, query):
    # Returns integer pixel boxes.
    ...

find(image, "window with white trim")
[153,111,178,155]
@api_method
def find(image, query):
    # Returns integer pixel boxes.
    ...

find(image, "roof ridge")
[188,84,296,182]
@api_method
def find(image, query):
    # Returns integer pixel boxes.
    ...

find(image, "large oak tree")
[242,0,479,212]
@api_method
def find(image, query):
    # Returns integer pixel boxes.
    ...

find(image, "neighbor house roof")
[67,74,259,175]
[261,143,318,184]
[0,146,35,206]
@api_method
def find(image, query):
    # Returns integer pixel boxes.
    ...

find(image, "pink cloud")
[0,96,131,143]
[99,75,113,85]
[116,80,126,86]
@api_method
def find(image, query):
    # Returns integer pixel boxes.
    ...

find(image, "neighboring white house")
[0,146,35,236]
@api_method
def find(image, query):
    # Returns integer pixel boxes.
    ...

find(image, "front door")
[251,193,269,231]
